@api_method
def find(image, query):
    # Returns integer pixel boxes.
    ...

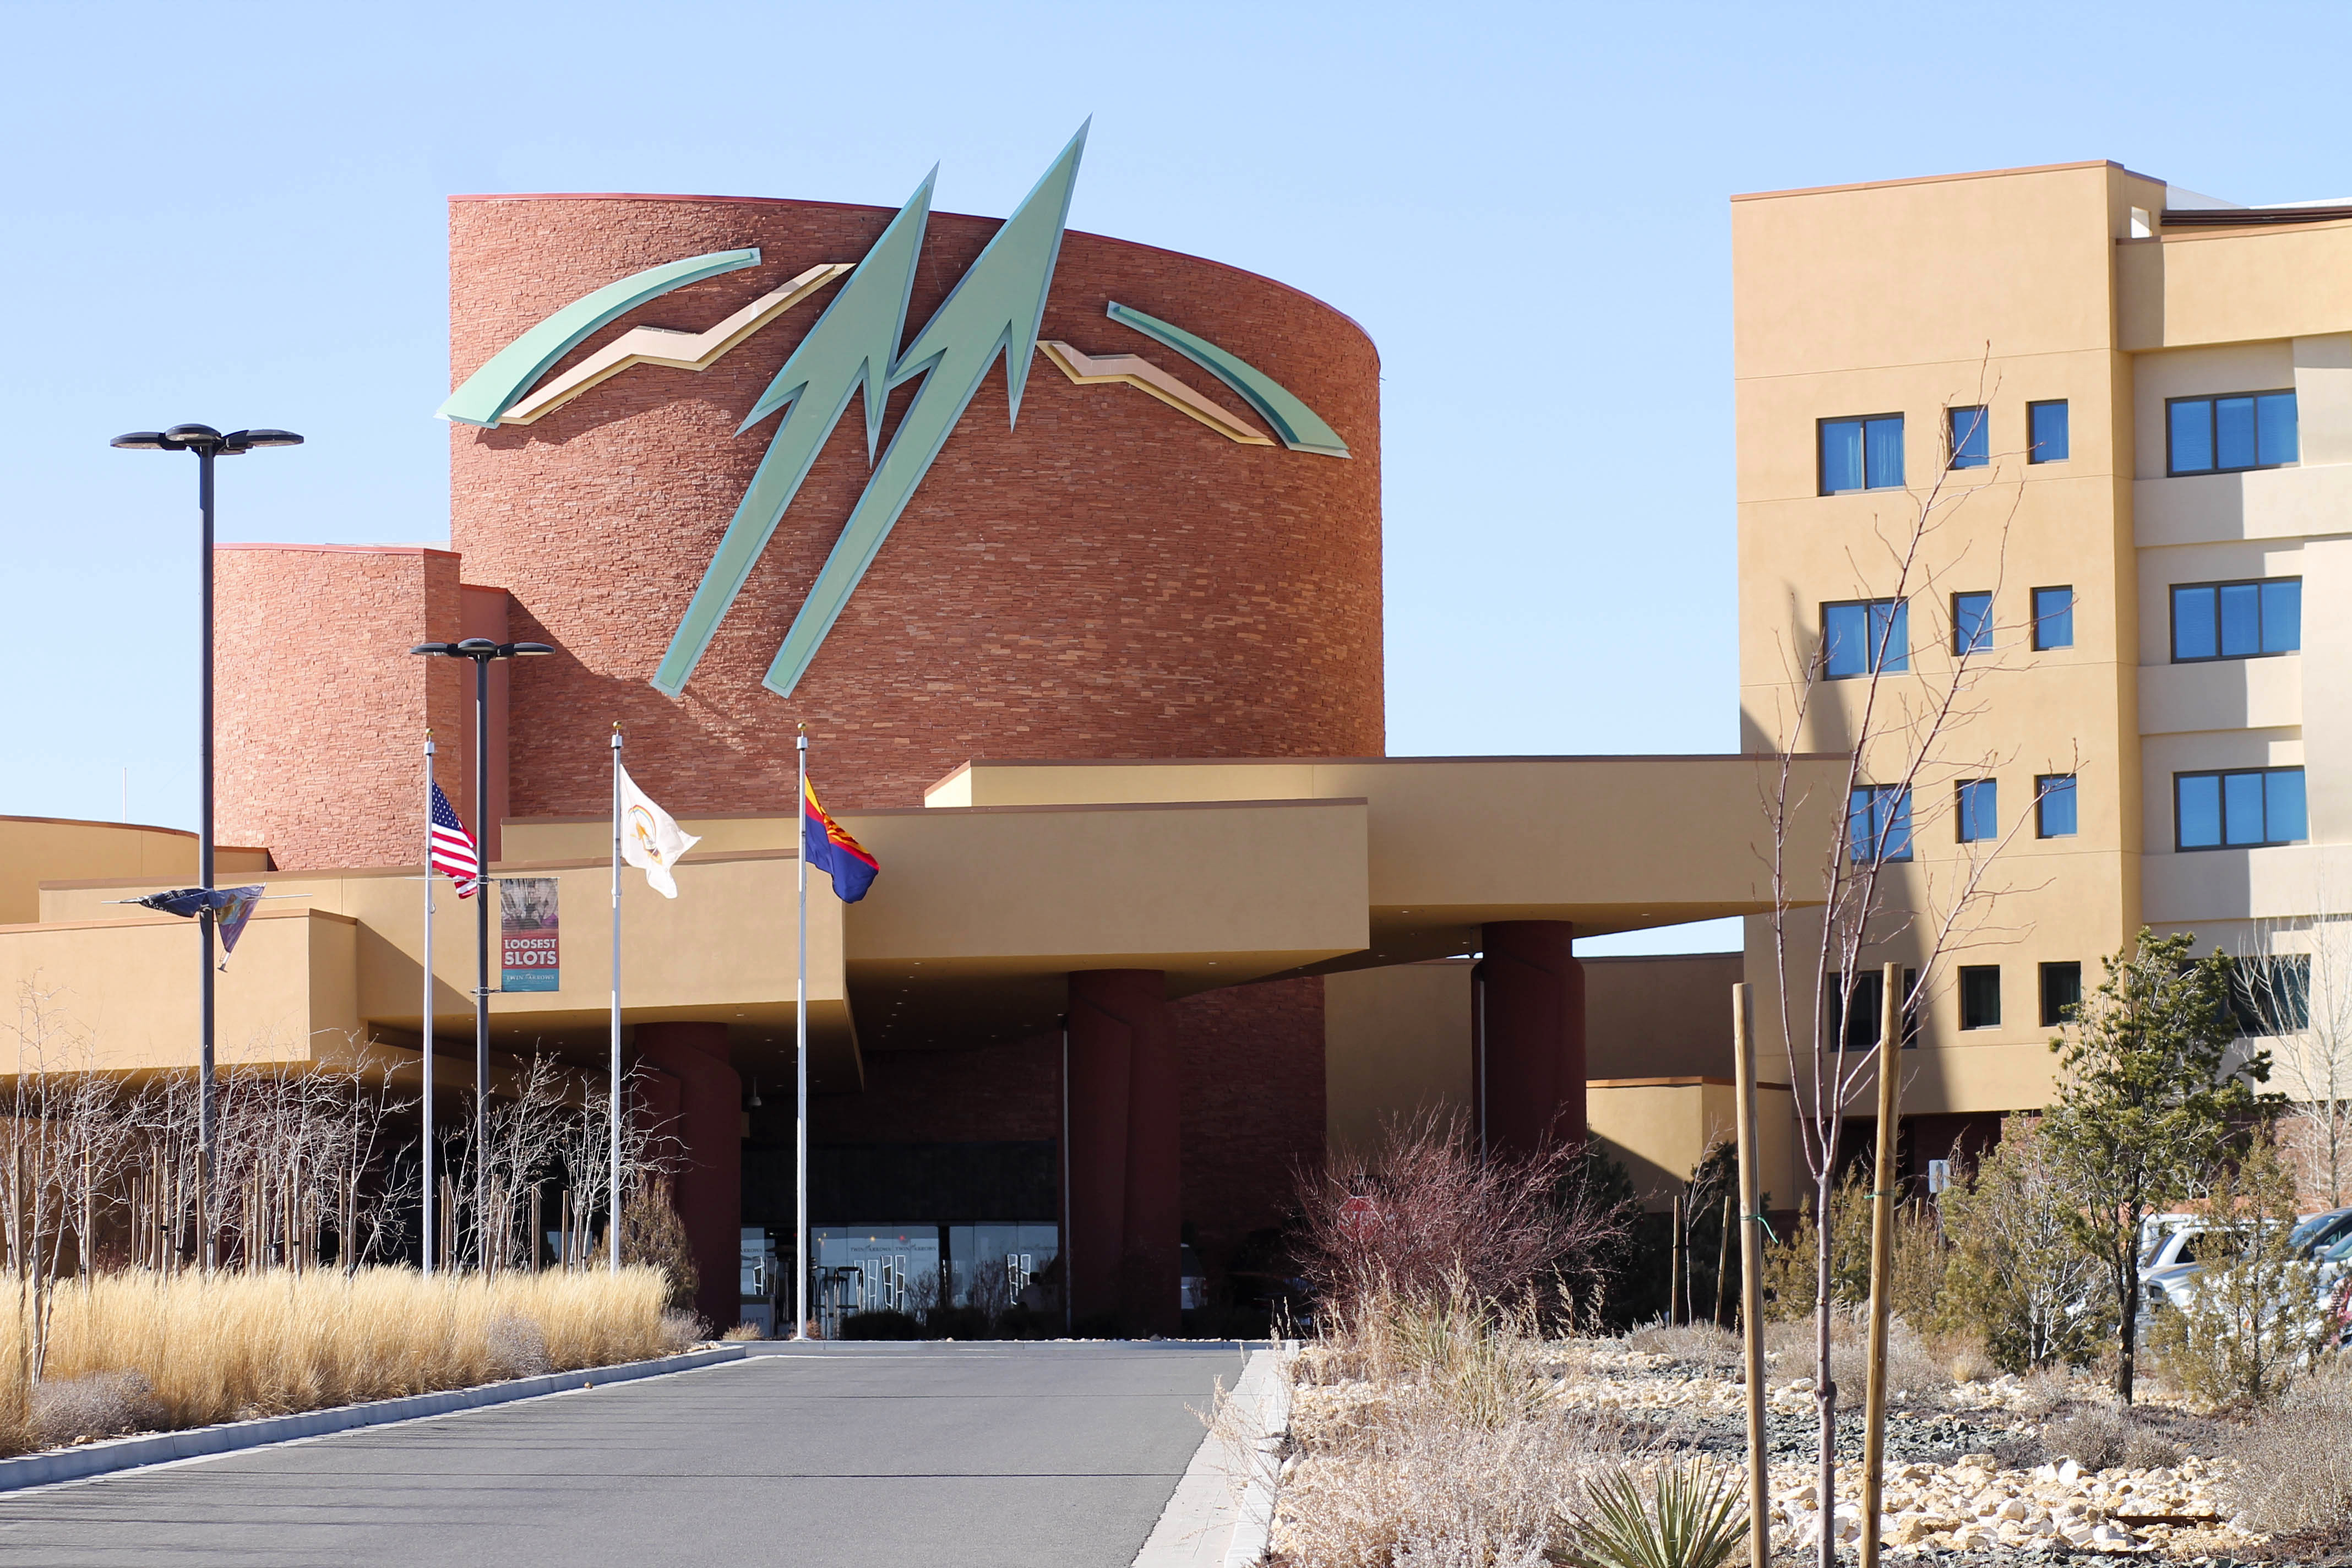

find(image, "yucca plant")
[1559,1462,1750,1568]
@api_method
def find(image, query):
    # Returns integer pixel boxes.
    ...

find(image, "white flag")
[617,764,700,898]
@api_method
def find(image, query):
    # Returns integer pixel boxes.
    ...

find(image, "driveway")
[0,1341,1251,1567]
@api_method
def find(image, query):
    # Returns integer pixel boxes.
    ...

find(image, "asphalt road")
[0,1341,1250,1567]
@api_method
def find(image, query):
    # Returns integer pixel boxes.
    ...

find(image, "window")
[2032,586,2075,650]
[2168,391,2298,475]
[2037,774,2078,838]
[1849,785,1914,863]
[2171,578,2301,661]
[2230,955,2312,1036]
[1948,406,1989,470]
[1821,414,1905,494]
[1823,598,1908,678]
[1828,966,1920,1050]
[1959,965,2003,1029]
[2175,767,2307,850]
[2039,961,2083,1026]
[2028,400,2070,463]
[1952,590,1994,655]
[1957,778,1998,842]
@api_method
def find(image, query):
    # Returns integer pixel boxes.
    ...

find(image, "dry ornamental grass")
[0,1266,688,1451]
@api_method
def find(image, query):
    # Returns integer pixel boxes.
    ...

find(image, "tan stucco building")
[1735,160,2352,1167]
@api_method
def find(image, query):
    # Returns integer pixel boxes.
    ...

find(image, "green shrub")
[1561,1461,1750,1568]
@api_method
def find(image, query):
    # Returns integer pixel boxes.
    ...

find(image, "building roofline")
[1732,158,2162,204]
[925,753,1844,794]
[214,542,459,558]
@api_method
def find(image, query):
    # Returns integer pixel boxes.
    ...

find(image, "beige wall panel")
[1323,961,1472,1156]
[1585,953,1742,1080]
[1589,1081,1794,1211]
[2137,656,2301,737]
[2142,844,2352,927]
[841,799,1369,976]
[2117,222,2352,351]
[1732,164,2129,379]
[2302,538,2352,854]
[2133,464,2352,548]
[938,761,1323,809]
[0,910,356,1072]
[2,819,268,927]
[2296,335,2352,466]
[502,813,801,863]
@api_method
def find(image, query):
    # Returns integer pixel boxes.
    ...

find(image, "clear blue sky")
[8,1,2348,953]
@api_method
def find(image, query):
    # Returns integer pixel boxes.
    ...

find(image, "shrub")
[1620,1320,1741,1375]
[2146,1133,2320,1407]
[1560,1462,1750,1568]
[619,1177,700,1313]
[484,1313,553,1378]
[1298,1108,1632,1324]
[2223,1364,2352,1544]
[1937,1115,2111,1373]
[2044,1406,2184,1472]
[839,1309,922,1341]
[29,1371,162,1449]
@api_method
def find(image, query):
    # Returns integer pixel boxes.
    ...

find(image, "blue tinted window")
[2260,391,2299,464]
[2262,580,2301,654]
[2268,769,2308,843]
[2171,393,2298,475]
[2173,586,2218,660]
[2224,771,2267,845]
[2033,587,2074,651]
[2029,400,2070,463]
[2176,768,2306,850]
[2171,578,2300,661]
[1865,417,1904,488]
[2037,775,2078,839]
[1953,591,1994,654]
[2171,400,2214,473]
[2177,774,2222,848]
[1823,599,1907,679]
[1958,779,1997,842]
[1949,406,1989,469]
[2217,396,2258,470]
[1821,419,1865,494]
[1849,786,1913,863]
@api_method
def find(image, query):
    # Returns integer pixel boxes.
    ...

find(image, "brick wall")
[1175,976,1326,1264]
[446,194,1384,814]
[215,546,474,869]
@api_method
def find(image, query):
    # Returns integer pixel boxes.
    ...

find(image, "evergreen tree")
[2043,930,2275,1403]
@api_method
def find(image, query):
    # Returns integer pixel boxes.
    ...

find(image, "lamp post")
[111,423,302,1271]
[409,638,552,1268]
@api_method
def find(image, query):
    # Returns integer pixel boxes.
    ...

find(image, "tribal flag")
[617,764,700,899]
[132,885,270,959]
[802,778,879,902]
[429,780,480,897]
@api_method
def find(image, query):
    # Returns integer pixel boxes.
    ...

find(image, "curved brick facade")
[447,193,1384,813]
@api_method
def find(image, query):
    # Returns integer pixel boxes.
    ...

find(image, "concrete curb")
[1133,1341,1297,1568]
[0,1343,752,1494]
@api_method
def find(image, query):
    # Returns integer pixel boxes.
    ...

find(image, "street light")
[110,423,303,1271]
[410,638,553,1268]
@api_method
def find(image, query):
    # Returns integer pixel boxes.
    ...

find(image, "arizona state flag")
[801,779,879,902]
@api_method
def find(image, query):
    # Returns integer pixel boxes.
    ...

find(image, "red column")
[1066,970,1180,1336]
[1478,921,1586,1158]
[633,1021,741,1331]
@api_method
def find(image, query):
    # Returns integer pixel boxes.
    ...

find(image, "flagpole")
[610,724,623,1275]
[795,724,809,1341]
[422,734,437,1277]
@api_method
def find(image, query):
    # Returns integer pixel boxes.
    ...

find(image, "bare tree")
[1749,375,2057,1565]
[2242,895,2352,1208]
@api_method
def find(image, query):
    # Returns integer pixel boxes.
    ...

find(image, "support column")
[1477,921,1586,1158]
[1065,970,1180,1336]
[633,1021,741,1331]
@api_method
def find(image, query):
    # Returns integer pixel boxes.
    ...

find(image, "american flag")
[428,780,479,898]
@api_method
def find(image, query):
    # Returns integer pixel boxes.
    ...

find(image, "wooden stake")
[1860,961,1904,1568]
[1715,1191,1735,1328]
[1669,1192,1686,1326]
[1732,982,1770,1568]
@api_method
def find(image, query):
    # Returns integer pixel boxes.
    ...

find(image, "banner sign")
[499,877,560,992]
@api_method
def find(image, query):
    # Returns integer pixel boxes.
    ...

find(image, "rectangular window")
[2028,400,2070,463]
[1948,406,1989,470]
[2037,774,2078,839]
[2170,578,2301,661]
[1821,414,1904,494]
[2032,586,2075,650]
[2039,961,2083,1027]
[1957,778,1998,842]
[1822,598,1908,679]
[2168,391,2298,475]
[1952,590,1994,655]
[2230,955,2312,1036]
[1829,967,1920,1050]
[2175,766,2307,850]
[1959,965,2003,1029]
[1849,785,1914,863]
